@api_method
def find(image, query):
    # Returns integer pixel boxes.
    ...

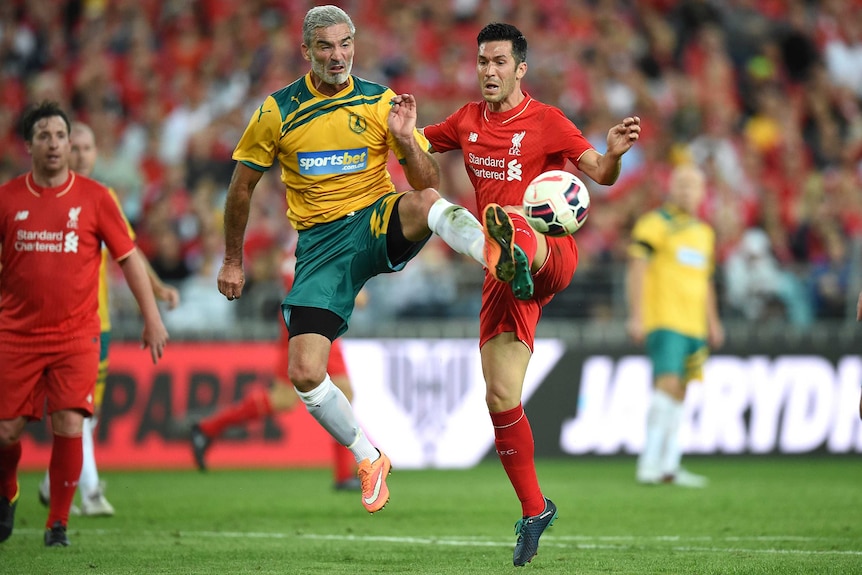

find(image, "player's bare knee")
[485,385,519,413]
[288,364,327,393]
[270,380,299,411]
[50,409,86,437]
[655,375,685,401]
[0,418,27,446]
[399,187,441,239]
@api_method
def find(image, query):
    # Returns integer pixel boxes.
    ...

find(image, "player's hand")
[218,260,245,301]
[626,316,645,345]
[388,93,418,139]
[157,283,181,310]
[856,290,862,321]
[709,321,725,349]
[607,116,640,157]
[141,319,168,364]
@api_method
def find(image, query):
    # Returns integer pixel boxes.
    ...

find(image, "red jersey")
[0,171,136,351]
[425,94,590,352]
[423,93,594,213]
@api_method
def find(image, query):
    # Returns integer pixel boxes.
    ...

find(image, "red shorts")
[274,323,349,381]
[479,234,578,352]
[0,345,99,421]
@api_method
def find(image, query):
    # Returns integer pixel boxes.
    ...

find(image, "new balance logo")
[14,211,28,221]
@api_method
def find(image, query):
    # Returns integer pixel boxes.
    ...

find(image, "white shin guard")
[295,375,378,463]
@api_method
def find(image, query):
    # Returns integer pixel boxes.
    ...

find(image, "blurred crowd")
[1,0,861,330]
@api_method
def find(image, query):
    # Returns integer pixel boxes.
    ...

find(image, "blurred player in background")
[37,122,180,517]
[191,255,364,491]
[421,22,640,566]
[857,290,862,419]
[0,101,168,547]
[626,163,724,488]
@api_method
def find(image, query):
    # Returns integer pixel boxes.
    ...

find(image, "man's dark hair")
[18,101,71,142]
[477,23,528,65]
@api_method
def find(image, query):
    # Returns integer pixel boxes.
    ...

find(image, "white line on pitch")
[15,529,862,556]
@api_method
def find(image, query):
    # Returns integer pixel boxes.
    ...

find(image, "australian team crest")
[349,112,366,134]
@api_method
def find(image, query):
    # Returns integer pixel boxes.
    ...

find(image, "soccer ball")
[522,170,590,237]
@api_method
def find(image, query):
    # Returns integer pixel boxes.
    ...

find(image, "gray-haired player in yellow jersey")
[216,5,505,513]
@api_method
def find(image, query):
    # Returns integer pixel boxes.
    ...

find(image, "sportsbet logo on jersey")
[298,148,368,175]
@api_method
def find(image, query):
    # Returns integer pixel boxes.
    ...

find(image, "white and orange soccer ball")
[522,170,591,237]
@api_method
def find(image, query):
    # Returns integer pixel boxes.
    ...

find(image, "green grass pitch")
[2,457,860,574]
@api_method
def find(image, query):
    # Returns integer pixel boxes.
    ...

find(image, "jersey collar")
[25,171,76,198]
[482,91,533,125]
[305,73,354,98]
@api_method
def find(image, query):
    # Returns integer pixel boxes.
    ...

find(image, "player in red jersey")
[0,102,169,547]
[421,23,640,566]
[191,259,362,491]
[36,122,180,518]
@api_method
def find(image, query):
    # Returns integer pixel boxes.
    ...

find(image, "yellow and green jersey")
[628,205,715,338]
[233,73,429,231]
[98,187,135,331]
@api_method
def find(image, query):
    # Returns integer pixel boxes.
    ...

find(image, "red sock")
[199,386,274,438]
[47,434,82,528]
[332,440,356,483]
[510,212,537,267]
[0,442,22,501]
[490,404,544,517]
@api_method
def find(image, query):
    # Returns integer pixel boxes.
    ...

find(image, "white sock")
[427,198,486,267]
[40,470,50,495]
[637,389,677,478]
[79,416,99,496]
[659,393,685,475]
[295,374,379,463]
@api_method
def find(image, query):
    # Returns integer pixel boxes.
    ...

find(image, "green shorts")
[646,329,708,384]
[283,192,428,338]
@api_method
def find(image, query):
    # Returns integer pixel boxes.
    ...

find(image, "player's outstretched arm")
[625,255,648,345]
[707,282,725,349]
[119,249,169,363]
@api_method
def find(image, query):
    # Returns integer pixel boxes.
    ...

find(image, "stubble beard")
[311,57,353,87]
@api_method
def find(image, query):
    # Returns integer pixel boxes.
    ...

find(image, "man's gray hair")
[303,5,355,46]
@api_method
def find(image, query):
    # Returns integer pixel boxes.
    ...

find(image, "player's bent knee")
[655,375,685,401]
[0,417,28,445]
[270,380,300,411]
[288,366,327,392]
[401,187,441,225]
[50,409,86,437]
